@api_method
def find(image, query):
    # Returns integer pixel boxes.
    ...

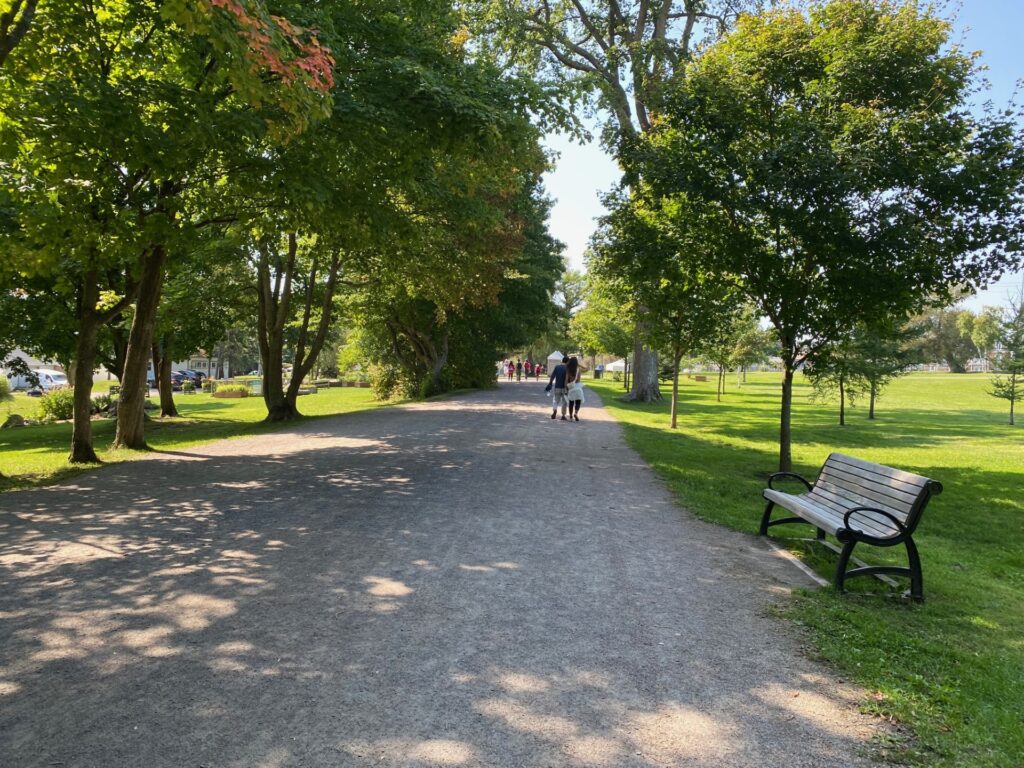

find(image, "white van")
[34,369,69,391]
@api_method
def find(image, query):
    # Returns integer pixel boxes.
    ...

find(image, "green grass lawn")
[590,372,1023,768]
[0,387,383,490]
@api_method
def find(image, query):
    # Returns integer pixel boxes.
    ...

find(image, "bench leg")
[836,537,924,601]
[758,501,775,536]
[906,537,924,602]
[834,539,857,593]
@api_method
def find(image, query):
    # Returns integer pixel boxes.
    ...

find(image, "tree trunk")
[154,336,178,418]
[717,365,724,402]
[670,353,681,429]
[625,337,661,401]
[427,329,450,395]
[869,379,877,420]
[262,331,295,420]
[108,323,129,382]
[69,312,100,464]
[839,373,846,426]
[257,234,299,421]
[779,361,795,472]
[1010,373,1017,426]
[623,356,630,391]
[114,246,166,450]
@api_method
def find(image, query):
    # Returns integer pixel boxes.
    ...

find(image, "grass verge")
[589,373,1023,768]
[0,387,383,491]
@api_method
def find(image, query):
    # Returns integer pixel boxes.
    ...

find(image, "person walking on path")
[565,356,584,421]
[506,361,514,381]
[545,355,569,420]
[524,360,533,378]
[515,359,523,382]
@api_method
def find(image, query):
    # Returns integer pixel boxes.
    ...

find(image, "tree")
[728,308,777,386]
[638,0,1024,470]
[910,306,979,373]
[590,190,737,425]
[253,232,344,420]
[0,0,333,457]
[570,269,634,364]
[805,333,869,426]
[857,322,919,420]
[968,307,1004,369]
[471,0,761,402]
[0,0,38,68]
[152,251,250,418]
[991,291,1024,425]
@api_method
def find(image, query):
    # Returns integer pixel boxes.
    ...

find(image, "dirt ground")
[0,384,885,767]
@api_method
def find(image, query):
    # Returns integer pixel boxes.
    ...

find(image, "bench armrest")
[767,472,812,492]
[840,507,908,546]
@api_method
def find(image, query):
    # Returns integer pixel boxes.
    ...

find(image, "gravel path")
[0,383,883,767]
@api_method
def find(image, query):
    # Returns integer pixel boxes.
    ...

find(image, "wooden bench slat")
[808,489,903,537]
[821,466,925,503]
[828,453,931,490]
[824,458,928,494]
[814,475,916,518]
[764,491,844,534]
[765,489,902,539]
[811,484,906,523]
[819,464,922,505]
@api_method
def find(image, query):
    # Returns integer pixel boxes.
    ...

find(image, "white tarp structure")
[546,351,565,372]
[604,358,627,372]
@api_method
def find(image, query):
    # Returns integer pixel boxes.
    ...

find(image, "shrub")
[38,388,75,421]
[182,380,194,393]
[368,363,419,401]
[202,379,214,392]
[215,384,250,396]
[0,376,11,404]
[91,393,112,415]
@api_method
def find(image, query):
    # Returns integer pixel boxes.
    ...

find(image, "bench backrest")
[810,453,942,535]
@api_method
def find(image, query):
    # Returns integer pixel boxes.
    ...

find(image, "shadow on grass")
[615,417,1023,572]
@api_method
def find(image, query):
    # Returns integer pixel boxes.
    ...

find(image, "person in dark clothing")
[545,356,569,420]
[515,359,523,382]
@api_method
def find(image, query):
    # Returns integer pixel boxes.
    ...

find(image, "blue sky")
[541,1,1024,310]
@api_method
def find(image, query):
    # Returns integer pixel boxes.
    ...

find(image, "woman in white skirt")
[565,356,584,421]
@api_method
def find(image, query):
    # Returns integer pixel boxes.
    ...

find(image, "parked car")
[148,372,185,391]
[11,368,68,391]
[180,370,205,385]
[35,369,69,390]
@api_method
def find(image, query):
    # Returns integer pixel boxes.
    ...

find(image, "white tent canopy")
[604,358,627,372]
[546,351,565,372]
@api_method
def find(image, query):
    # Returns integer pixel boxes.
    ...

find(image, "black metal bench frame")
[759,455,942,601]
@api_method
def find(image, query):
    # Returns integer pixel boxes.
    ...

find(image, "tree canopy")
[630,0,1024,469]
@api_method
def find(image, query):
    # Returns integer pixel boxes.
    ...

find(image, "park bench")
[759,453,942,601]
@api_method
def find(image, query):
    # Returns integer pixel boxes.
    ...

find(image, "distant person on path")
[545,355,570,420]
[524,360,533,378]
[565,356,584,421]
[506,361,515,381]
[516,359,523,382]
[534,364,542,381]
